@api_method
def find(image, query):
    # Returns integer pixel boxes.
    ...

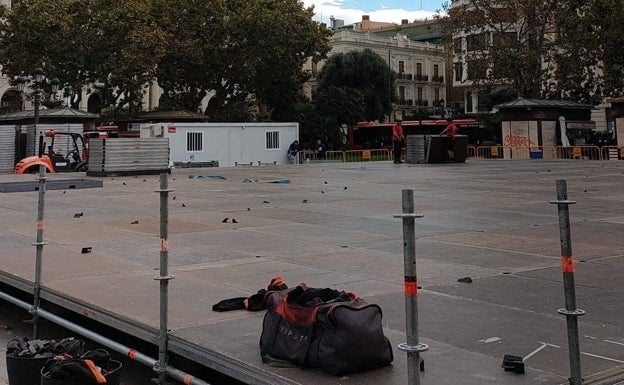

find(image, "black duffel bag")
[259,284,393,375]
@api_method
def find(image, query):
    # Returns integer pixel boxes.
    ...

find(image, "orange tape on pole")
[184,375,195,385]
[404,277,418,296]
[36,220,45,230]
[128,349,137,359]
[160,238,169,252]
[561,256,575,273]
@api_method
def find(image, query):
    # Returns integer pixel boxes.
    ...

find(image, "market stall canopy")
[494,97,594,110]
[0,107,99,123]
[494,98,594,121]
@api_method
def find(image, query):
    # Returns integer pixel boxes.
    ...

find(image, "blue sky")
[302,0,446,26]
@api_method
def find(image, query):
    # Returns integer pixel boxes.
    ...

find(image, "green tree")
[2,0,329,121]
[438,0,559,99]
[437,0,624,104]
[88,0,168,119]
[0,0,167,115]
[316,49,395,123]
[302,49,395,149]
[152,0,331,121]
[548,0,624,102]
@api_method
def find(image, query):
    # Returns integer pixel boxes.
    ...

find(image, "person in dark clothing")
[312,139,326,159]
[287,140,301,164]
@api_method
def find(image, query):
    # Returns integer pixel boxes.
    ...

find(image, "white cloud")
[302,1,439,26]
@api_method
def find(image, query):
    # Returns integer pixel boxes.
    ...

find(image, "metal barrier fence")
[293,145,622,164]
[476,145,508,159]
[474,145,610,160]
[600,146,623,161]
[389,148,407,161]
[344,149,391,162]
[325,150,345,162]
[554,145,601,160]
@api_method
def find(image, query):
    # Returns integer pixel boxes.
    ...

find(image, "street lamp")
[32,68,44,126]
[14,69,60,125]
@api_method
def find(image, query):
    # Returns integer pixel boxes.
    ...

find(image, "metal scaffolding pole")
[0,289,211,385]
[394,189,428,384]
[32,162,48,339]
[550,179,585,385]
[155,173,175,384]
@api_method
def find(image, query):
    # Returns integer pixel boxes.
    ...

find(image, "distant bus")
[348,118,482,150]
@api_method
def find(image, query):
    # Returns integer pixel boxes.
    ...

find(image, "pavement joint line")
[581,352,624,364]
[523,342,549,362]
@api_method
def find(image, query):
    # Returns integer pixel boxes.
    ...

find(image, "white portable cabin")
[140,122,299,167]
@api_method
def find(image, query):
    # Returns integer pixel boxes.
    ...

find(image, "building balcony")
[397,99,413,106]
[415,74,429,82]
[431,75,444,83]
[416,99,429,106]
[397,73,413,80]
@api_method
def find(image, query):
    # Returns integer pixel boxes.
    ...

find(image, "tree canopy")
[0,0,330,120]
[316,49,395,123]
[296,49,394,149]
[437,0,624,104]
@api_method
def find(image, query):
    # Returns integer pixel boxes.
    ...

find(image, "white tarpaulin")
[558,116,570,147]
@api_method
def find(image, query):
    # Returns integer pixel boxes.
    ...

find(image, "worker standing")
[439,118,457,163]
[392,118,405,164]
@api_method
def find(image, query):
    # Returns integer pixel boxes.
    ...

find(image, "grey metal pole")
[0,289,211,385]
[550,180,584,385]
[393,189,428,384]
[155,173,175,384]
[33,84,41,126]
[32,163,48,339]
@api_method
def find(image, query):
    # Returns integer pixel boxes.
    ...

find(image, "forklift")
[14,130,89,174]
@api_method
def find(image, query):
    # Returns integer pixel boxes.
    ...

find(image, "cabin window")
[187,131,203,152]
[266,130,280,150]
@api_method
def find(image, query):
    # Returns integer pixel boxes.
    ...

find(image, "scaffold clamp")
[398,342,429,353]
[393,213,424,219]
[558,308,585,316]
[549,199,576,205]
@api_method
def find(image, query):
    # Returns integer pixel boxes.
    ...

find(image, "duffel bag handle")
[275,284,318,326]
[275,285,359,326]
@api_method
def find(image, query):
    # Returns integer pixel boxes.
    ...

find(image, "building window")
[398,60,405,73]
[417,87,423,102]
[434,64,439,79]
[434,88,440,101]
[467,58,488,80]
[454,62,463,81]
[416,63,422,76]
[466,33,488,52]
[187,132,203,152]
[399,86,405,102]
[266,130,280,150]
[453,38,462,54]
[492,32,517,48]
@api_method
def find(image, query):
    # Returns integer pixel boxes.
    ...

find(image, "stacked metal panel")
[406,135,427,164]
[87,138,170,176]
[0,125,16,174]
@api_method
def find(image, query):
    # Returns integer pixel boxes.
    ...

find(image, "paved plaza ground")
[0,158,623,385]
